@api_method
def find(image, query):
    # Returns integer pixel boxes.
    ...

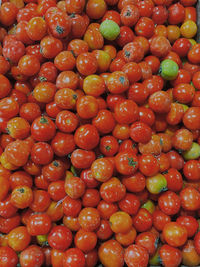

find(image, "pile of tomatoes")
[0,0,200,266]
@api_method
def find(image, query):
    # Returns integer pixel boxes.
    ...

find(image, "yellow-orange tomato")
[180,20,197,38]
[167,25,181,43]
[115,227,137,246]
[83,75,106,97]
[109,211,132,234]
[92,50,111,73]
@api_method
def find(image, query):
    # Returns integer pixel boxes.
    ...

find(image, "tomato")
[135,231,158,256]
[183,107,200,130]
[48,180,65,202]
[163,168,183,192]
[0,246,18,267]
[150,36,171,58]
[130,122,152,144]
[93,109,116,134]
[109,211,132,233]
[48,225,72,251]
[182,240,200,267]
[135,17,155,38]
[76,52,98,76]
[114,100,139,124]
[158,191,181,215]
[48,12,71,39]
[125,244,149,267]
[51,249,64,267]
[83,75,105,97]
[78,207,100,231]
[75,229,97,253]
[163,222,187,247]
[177,215,198,237]
[71,149,96,169]
[98,240,124,267]
[172,128,193,151]
[149,91,172,113]
[159,245,182,267]
[20,245,44,267]
[115,151,138,175]
[120,5,140,26]
[65,175,85,199]
[183,160,200,181]
[91,158,113,182]
[31,116,56,142]
[8,226,31,252]
[97,200,118,219]
[30,190,50,212]
[27,213,52,236]
[153,209,171,231]
[180,186,200,210]
[122,42,144,63]
[132,208,153,232]
[100,177,126,202]
[40,35,63,59]
[74,124,99,150]
[116,26,135,47]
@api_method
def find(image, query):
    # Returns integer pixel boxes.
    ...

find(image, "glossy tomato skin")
[177,216,198,237]
[125,244,149,267]
[63,248,86,267]
[0,246,18,267]
[48,225,73,251]
[19,245,44,267]
[115,151,138,175]
[158,191,181,215]
[180,186,200,211]
[163,222,187,247]
[74,124,100,150]
[98,240,124,267]
[159,244,182,267]
[31,116,56,142]
[132,208,153,232]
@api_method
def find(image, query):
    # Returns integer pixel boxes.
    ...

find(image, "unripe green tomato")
[146,174,167,194]
[100,20,120,41]
[149,247,161,266]
[141,200,155,214]
[180,104,189,112]
[182,142,200,160]
[159,59,179,80]
[36,234,48,246]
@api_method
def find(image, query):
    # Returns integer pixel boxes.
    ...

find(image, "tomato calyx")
[39,76,47,82]
[127,157,137,167]
[40,116,49,124]
[119,76,126,84]
[124,50,130,58]
[52,160,59,167]
[105,145,111,151]
[17,188,25,193]
[70,13,76,18]
[125,10,132,17]
[56,25,64,35]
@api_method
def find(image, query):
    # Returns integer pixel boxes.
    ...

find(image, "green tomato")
[149,247,161,266]
[180,104,189,112]
[188,38,196,46]
[146,174,167,194]
[141,200,155,214]
[182,142,200,160]
[36,234,48,246]
[99,20,120,41]
[159,59,179,80]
